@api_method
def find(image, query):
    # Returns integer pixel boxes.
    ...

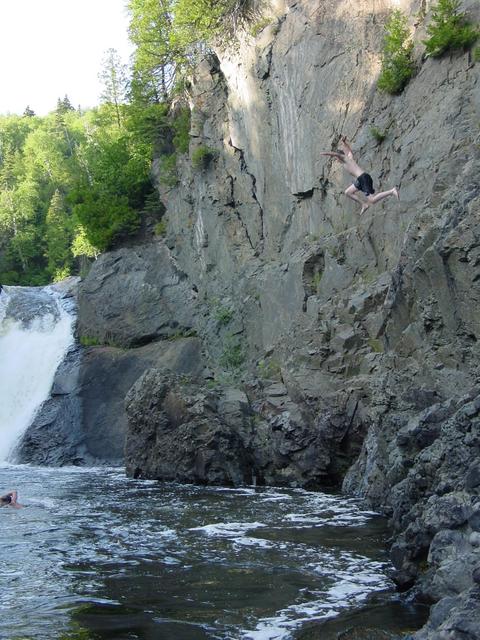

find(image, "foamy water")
[0,465,408,640]
[0,286,75,461]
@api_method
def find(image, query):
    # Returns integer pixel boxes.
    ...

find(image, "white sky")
[0,0,134,116]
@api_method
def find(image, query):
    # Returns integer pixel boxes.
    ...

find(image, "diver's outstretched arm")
[339,137,354,158]
[320,151,345,162]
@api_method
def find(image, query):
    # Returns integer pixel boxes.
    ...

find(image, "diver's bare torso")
[320,136,399,214]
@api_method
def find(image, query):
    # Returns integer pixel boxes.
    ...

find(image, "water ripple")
[0,466,393,640]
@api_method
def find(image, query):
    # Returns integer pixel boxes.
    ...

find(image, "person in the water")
[1,490,23,508]
[320,136,399,215]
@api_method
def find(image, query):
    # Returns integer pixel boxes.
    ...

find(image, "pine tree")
[128,0,175,101]
[71,225,100,260]
[423,0,478,57]
[99,49,129,128]
[62,95,75,112]
[377,10,415,94]
[56,95,75,116]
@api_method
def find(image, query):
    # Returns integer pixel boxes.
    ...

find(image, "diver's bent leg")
[366,187,399,205]
[345,184,364,205]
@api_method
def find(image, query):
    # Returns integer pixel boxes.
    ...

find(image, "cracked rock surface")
[23,0,480,637]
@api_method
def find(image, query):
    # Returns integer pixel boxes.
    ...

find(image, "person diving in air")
[320,136,399,215]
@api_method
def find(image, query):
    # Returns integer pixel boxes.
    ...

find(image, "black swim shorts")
[354,173,375,196]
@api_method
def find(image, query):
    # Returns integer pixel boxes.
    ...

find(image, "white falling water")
[0,285,75,462]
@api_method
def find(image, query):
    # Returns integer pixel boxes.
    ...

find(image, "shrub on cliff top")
[423,0,479,58]
[377,10,415,95]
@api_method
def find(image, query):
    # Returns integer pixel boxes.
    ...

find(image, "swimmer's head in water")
[1,495,12,504]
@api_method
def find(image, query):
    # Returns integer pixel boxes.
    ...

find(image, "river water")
[0,465,427,640]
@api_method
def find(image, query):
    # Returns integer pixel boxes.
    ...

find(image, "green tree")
[172,0,252,53]
[0,53,170,285]
[125,101,171,152]
[71,225,100,259]
[127,0,254,102]
[172,106,191,153]
[0,114,37,159]
[377,10,415,94]
[61,95,75,112]
[99,49,129,128]
[423,0,478,57]
[54,99,79,158]
[70,109,152,250]
[0,176,43,280]
[128,0,175,101]
[0,113,80,284]
[44,189,72,280]
[23,123,72,191]
[0,116,43,283]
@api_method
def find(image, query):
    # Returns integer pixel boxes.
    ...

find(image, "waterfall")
[0,284,75,462]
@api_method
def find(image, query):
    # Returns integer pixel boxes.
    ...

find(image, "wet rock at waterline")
[3,272,206,466]
[125,370,254,484]
[124,370,367,488]
[14,345,86,466]
[81,338,205,464]
[16,336,207,467]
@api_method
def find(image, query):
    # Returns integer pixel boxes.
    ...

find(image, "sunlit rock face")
[77,1,480,636]
[156,0,480,381]
[77,244,198,349]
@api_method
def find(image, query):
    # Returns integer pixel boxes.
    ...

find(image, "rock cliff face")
[17,247,206,465]
[35,0,480,636]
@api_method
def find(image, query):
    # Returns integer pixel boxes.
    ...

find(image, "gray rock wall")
[137,1,480,636]
[79,338,205,463]
[78,244,197,348]
[17,332,206,466]
[53,0,480,636]
[156,0,479,390]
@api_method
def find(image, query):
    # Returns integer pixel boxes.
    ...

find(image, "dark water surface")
[0,466,427,640]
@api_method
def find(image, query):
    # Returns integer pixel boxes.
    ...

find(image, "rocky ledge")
[124,368,365,489]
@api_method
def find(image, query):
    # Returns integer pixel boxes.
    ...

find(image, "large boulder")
[125,369,253,485]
